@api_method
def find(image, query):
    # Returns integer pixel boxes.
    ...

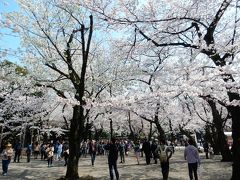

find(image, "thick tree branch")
[204,0,232,45]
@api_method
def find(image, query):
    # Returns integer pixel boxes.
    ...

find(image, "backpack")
[159,145,168,163]
[118,144,124,152]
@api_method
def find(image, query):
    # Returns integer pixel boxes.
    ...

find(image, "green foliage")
[1,60,28,76]
[15,66,28,76]
[30,91,44,97]
[99,130,110,139]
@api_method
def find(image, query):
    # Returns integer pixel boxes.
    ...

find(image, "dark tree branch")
[204,0,232,45]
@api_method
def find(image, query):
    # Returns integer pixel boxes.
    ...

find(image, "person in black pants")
[142,138,151,165]
[26,143,32,162]
[105,138,119,180]
[151,139,158,164]
[203,141,209,159]
[14,141,22,163]
[156,140,173,180]
[184,139,200,180]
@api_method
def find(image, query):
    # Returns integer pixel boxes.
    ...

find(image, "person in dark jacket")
[203,141,209,159]
[26,143,32,163]
[105,138,119,180]
[88,140,97,166]
[142,138,151,165]
[13,141,22,163]
[151,139,158,164]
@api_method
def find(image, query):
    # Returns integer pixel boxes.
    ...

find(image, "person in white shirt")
[184,139,200,180]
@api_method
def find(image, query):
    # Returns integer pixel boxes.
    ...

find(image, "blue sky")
[0,0,21,64]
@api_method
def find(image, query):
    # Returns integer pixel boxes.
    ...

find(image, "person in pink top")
[1,143,13,176]
[184,139,200,180]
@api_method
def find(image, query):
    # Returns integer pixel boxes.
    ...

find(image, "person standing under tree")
[155,140,173,180]
[105,138,119,180]
[184,139,200,180]
[1,143,13,176]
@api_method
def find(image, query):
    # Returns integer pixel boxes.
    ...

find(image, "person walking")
[26,143,32,163]
[40,143,46,160]
[63,148,69,166]
[203,141,209,159]
[13,141,22,163]
[156,140,173,180]
[1,143,13,176]
[88,140,97,166]
[46,144,54,167]
[56,141,63,161]
[133,140,141,165]
[142,138,151,165]
[105,138,119,180]
[124,141,130,156]
[184,139,200,180]
[33,142,40,159]
[140,140,144,157]
[62,141,69,166]
[81,141,87,158]
[151,139,158,164]
[118,140,125,163]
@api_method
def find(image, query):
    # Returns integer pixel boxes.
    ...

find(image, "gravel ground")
[0,150,232,180]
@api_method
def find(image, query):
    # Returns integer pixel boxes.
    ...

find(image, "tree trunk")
[65,105,84,179]
[154,103,166,141]
[168,119,175,142]
[206,99,232,161]
[148,121,153,141]
[127,111,135,141]
[110,118,113,139]
[155,120,165,141]
[209,126,221,155]
[228,93,240,180]
[205,125,219,154]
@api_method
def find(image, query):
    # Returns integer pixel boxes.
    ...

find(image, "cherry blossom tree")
[0,60,53,148]
[3,0,239,179]
[86,0,240,178]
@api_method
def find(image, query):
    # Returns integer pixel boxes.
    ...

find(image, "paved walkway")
[1,150,232,180]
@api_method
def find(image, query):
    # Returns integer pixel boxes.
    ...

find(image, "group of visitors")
[0,138,201,179]
[85,138,200,180]
[37,141,69,167]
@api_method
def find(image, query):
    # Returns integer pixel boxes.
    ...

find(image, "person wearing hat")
[1,143,13,176]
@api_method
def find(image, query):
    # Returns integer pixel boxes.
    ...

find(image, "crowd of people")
[0,138,203,180]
